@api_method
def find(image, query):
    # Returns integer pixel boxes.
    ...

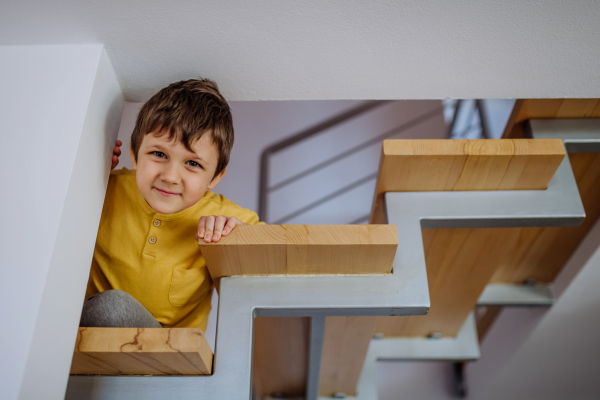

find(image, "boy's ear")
[207,167,227,190]
[130,144,137,170]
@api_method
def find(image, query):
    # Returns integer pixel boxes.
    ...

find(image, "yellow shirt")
[86,168,261,330]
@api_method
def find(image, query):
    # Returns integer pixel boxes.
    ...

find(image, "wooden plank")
[253,317,310,398]
[556,99,600,118]
[490,152,600,283]
[497,139,568,190]
[319,316,377,397]
[370,147,388,224]
[70,327,212,375]
[378,139,564,191]
[520,99,565,119]
[592,101,600,117]
[199,225,398,279]
[502,98,600,139]
[375,227,521,337]
[370,139,565,223]
[452,140,514,191]
[378,140,468,193]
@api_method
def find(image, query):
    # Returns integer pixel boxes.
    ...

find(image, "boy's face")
[131,130,225,214]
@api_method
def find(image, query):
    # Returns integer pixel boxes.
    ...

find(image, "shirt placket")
[142,215,162,257]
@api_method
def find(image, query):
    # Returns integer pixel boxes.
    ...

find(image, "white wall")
[0,45,123,400]
[1,1,600,101]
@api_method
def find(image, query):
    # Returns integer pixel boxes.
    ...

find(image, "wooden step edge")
[70,327,213,375]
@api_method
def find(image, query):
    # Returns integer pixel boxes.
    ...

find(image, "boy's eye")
[152,151,166,158]
[187,160,203,169]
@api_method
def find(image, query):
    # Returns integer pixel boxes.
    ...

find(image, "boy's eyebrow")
[148,141,209,164]
[184,147,209,165]
[189,153,208,164]
[147,143,170,153]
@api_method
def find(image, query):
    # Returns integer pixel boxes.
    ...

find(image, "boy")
[80,79,261,331]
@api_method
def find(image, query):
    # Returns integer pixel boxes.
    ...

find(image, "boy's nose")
[161,163,181,184]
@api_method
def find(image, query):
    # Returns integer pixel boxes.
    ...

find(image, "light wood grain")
[490,152,600,283]
[379,139,564,191]
[319,316,376,397]
[375,227,521,337]
[253,317,310,398]
[501,98,600,139]
[200,225,397,279]
[370,139,565,223]
[70,327,212,375]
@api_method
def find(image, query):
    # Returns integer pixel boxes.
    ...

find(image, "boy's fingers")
[222,217,237,236]
[212,216,227,242]
[114,146,122,156]
[116,140,122,147]
[111,155,118,170]
[204,216,215,242]
[199,216,241,242]
[197,216,207,239]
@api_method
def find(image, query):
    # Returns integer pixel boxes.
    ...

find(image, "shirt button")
[148,236,157,244]
[153,219,162,227]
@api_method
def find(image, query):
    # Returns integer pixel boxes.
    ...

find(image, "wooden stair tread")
[370,138,565,224]
[70,327,213,375]
[199,224,398,278]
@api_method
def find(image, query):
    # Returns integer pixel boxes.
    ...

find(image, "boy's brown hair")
[131,78,233,178]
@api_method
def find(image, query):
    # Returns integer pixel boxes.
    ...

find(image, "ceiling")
[1,1,600,101]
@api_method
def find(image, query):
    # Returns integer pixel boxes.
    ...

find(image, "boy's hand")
[197,216,245,243]
[111,140,122,170]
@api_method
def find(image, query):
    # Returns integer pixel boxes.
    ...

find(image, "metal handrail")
[258,100,390,220]
[273,172,378,224]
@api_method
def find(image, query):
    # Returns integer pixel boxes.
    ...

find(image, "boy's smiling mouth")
[154,187,180,197]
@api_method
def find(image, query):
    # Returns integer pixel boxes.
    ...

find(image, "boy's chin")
[147,199,185,215]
